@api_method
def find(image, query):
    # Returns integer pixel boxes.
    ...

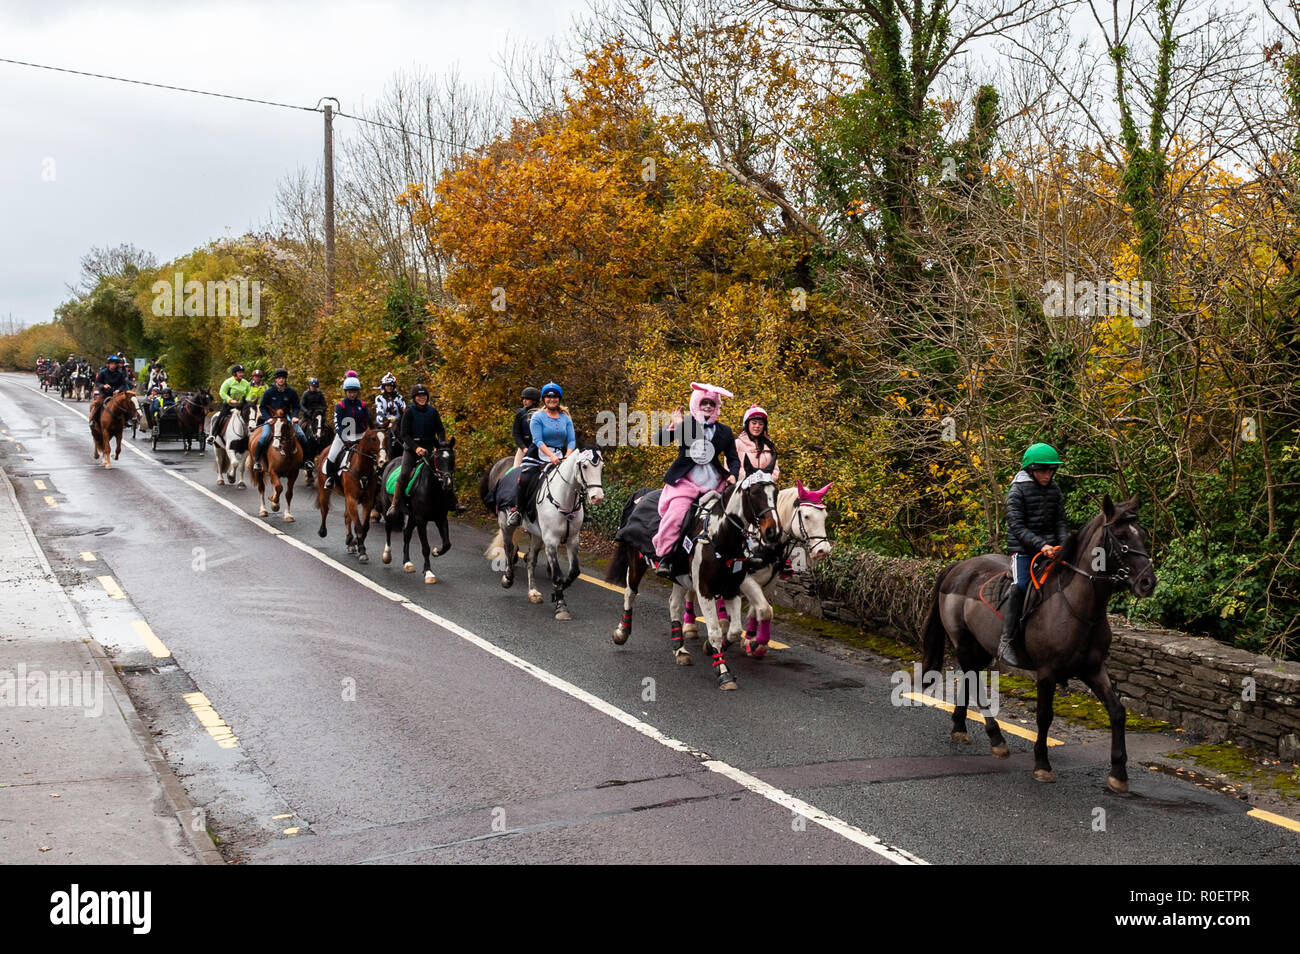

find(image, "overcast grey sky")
[0,0,588,327]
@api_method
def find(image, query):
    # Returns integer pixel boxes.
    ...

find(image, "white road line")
[12,379,927,864]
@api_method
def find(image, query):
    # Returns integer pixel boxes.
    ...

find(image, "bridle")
[1044,519,1151,623]
[543,451,603,520]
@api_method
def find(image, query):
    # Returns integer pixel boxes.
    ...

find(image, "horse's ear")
[1102,493,1115,522]
[763,458,775,474]
[1124,494,1139,513]
[447,436,455,448]
[745,454,757,473]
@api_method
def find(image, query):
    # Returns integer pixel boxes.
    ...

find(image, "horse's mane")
[1058,499,1137,565]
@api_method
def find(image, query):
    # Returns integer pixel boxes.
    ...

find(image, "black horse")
[376,439,456,582]
[298,408,334,485]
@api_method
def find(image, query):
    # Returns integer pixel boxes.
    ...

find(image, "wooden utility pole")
[323,99,336,310]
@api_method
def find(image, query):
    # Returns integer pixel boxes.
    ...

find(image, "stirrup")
[997,634,1023,668]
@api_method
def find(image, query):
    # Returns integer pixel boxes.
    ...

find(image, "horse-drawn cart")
[150,395,207,453]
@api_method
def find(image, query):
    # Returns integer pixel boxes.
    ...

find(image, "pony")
[377,439,456,582]
[606,471,781,690]
[249,408,304,521]
[206,400,257,487]
[89,391,139,468]
[314,428,387,563]
[920,494,1157,791]
[484,447,605,620]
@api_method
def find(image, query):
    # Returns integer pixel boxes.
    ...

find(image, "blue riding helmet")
[540,382,562,399]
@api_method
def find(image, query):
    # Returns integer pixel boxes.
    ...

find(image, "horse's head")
[114,391,140,420]
[269,409,289,451]
[197,387,212,409]
[357,428,385,470]
[573,445,605,508]
[432,439,456,492]
[791,481,834,564]
[736,469,780,547]
[1098,494,1157,598]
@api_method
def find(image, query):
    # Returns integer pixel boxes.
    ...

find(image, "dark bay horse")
[920,494,1157,792]
[299,407,333,483]
[250,409,304,522]
[171,389,212,453]
[90,391,139,468]
[314,428,386,562]
[377,439,456,582]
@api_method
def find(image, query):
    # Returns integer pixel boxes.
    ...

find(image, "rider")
[245,369,268,408]
[252,369,307,473]
[512,386,541,469]
[373,372,407,457]
[506,382,575,527]
[210,364,252,442]
[152,387,175,421]
[88,355,131,420]
[385,383,446,519]
[735,405,780,481]
[649,382,740,577]
[300,377,328,420]
[322,375,369,490]
[998,442,1069,667]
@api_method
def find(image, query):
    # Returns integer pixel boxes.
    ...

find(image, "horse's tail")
[921,563,955,675]
[484,529,505,562]
[605,541,631,585]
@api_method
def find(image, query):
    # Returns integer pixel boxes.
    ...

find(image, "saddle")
[614,488,720,582]
[980,555,1057,634]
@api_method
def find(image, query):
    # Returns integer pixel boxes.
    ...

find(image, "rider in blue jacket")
[252,370,308,472]
[322,375,369,490]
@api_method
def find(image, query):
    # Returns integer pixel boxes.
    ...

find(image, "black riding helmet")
[307,377,319,387]
[411,383,429,399]
[521,386,541,403]
[231,364,244,374]
[273,368,288,380]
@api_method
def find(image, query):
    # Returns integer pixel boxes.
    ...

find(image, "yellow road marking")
[43,495,57,508]
[579,572,623,593]
[182,691,239,748]
[33,479,46,490]
[80,552,96,562]
[96,575,126,600]
[272,813,293,820]
[1248,808,1300,833]
[902,691,1064,746]
[282,827,301,835]
[131,619,171,659]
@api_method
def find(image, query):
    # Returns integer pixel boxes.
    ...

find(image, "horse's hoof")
[501,576,512,589]
[258,508,268,517]
[318,528,327,539]
[991,743,1010,759]
[952,731,971,744]
[612,627,629,645]
[528,591,543,604]
[382,548,392,565]
[284,515,294,523]
[404,562,415,573]
[674,650,692,666]
[720,680,738,691]
[358,554,369,564]
[750,643,768,659]
[555,608,572,621]
[1107,776,1129,794]
[1033,769,1056,783]
[271,502,280,512]
[743,638,754,656]
[424,571,436,584]
[682,624,699,639]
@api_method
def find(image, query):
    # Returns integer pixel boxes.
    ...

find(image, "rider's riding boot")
[385,482,406,520]
[652,555,673,579]
[997,587,1027,668]
[322,459,337,490]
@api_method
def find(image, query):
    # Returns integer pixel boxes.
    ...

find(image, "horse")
[171,389,211,452]
[206,400,257,487]
[484,447,605,620]
[249,409,304,522]
[920,494,1157,791]
[376,439,456,582]
[71,366,91,401]
[298,408,333,484]
[605,471,781,690]
[89,391,139,469]
[686,480,834,659]
[314,428,387,563]
[370,421,401,522]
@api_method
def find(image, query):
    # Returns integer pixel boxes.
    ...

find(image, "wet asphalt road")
[2,371,1298,865]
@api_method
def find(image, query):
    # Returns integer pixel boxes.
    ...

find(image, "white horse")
[684,482,833,658]
[205,402,256,487]
[485,448,605,620]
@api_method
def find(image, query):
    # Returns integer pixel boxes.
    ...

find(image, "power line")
[0,56,320,112]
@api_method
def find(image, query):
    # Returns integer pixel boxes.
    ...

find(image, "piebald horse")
[90,391,139,468]
[607,471,781,690]
[207,401,257,487]
[249,409,304,522]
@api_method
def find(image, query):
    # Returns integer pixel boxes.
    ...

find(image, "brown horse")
[920,494,1157,792]
[250,409,304,522]
[314,428,386,562]
[90,391,139,468]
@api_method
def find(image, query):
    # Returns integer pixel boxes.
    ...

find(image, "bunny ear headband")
[795,480,833,506]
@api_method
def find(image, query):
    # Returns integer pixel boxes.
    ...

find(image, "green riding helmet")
[1021,443,1062,470]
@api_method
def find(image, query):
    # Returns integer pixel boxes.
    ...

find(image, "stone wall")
[772,572,1300,759]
